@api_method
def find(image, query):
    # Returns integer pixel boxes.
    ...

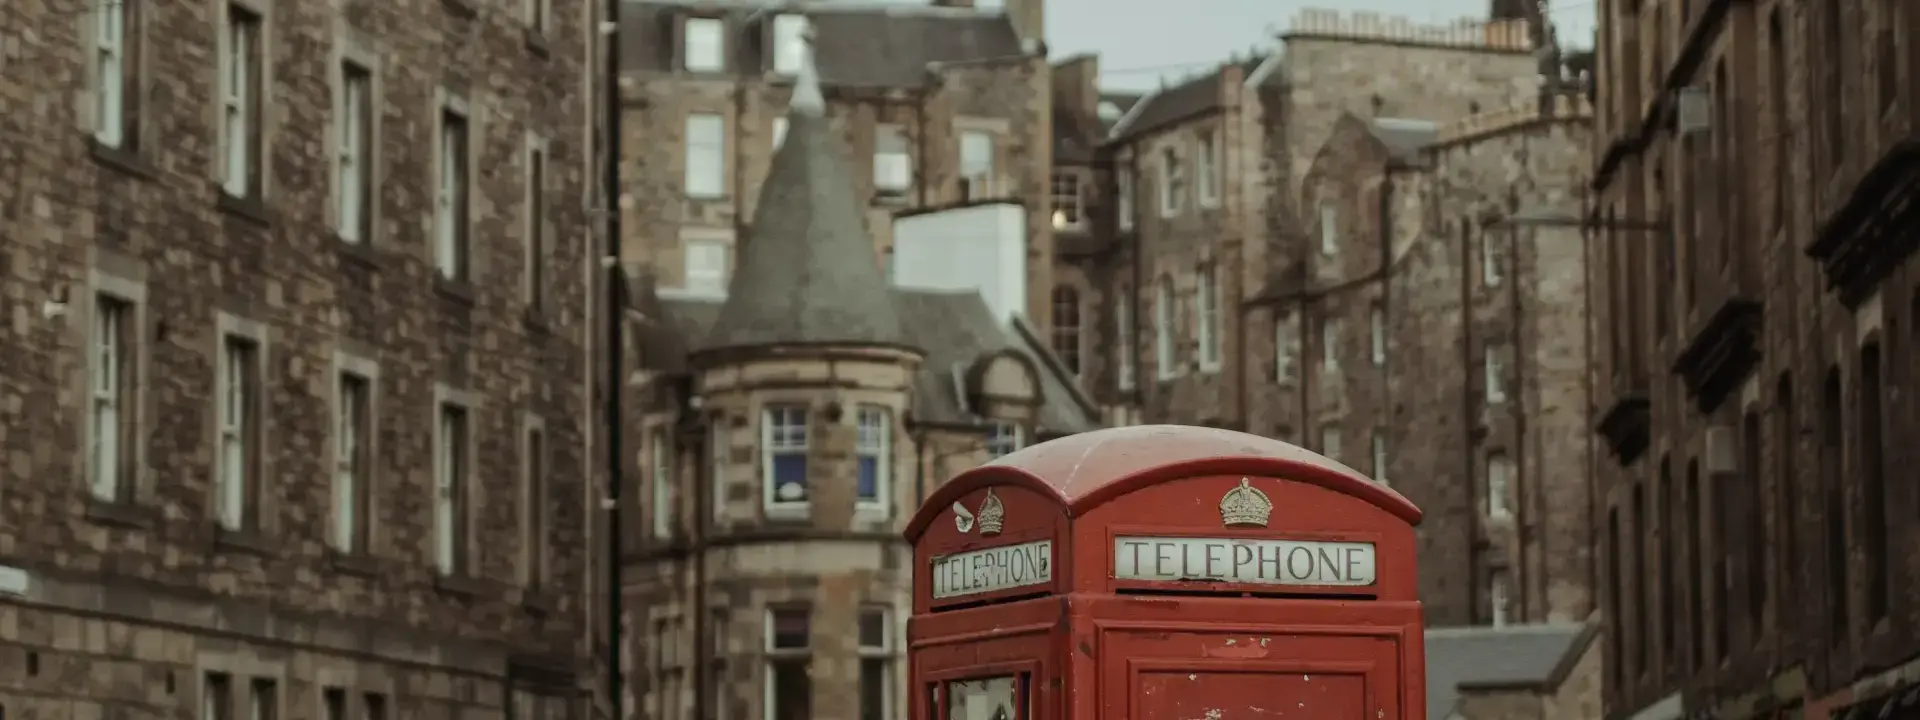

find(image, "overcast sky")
[1005,0,1600,92]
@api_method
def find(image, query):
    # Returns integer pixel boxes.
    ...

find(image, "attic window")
[986,422,1025,457]
[683,17,725,73]
[771,14,807,75]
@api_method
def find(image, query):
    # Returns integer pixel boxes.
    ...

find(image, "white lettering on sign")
[1113,536,1377,587]
[930,540,1054,599]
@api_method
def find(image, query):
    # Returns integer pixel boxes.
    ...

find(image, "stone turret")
[685,20,924,720]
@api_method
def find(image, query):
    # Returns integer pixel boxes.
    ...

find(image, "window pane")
[770,608,809,649]
[858,610,886,649]
[856,457,879,500]
[771,660,811,720]
[859,658,888,720]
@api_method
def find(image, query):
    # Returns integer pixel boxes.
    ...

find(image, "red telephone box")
[904,425,1428,720]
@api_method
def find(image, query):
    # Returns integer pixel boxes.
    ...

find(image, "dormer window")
[987,422,1025,457]
[683,17,725,73]
[771,14,807,75]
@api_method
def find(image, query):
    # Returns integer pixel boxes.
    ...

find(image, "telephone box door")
[1100,629,1405,720]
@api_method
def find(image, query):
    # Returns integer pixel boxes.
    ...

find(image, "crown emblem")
[1219,478,1273,528]
[976,489,1006,536]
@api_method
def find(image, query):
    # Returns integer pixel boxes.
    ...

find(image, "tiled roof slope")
[619,1,1025,89]
[661,290,1100,435]
[1107,54,1271,142]
[1424,623,1589,719]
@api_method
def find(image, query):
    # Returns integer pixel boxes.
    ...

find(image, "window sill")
[441,0,478,19]
[214,527,273,556]
[84,499,153,529]
[433,572,490,598]
[335,236,379,269]
[1197,362,1222,374]
[215,190,274,227]
[762,505,810,522]
[88,139,156,181]
[873,191,913,206]
[523,27,551,58]
[327,549,380,578]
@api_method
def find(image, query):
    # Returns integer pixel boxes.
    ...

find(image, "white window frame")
[1485,348,1508,404]
[1371,431,1388,485]
[1117,167,1135,230]
[761,405,809,513]
[1116,294,1136,390]
[771,117,788,151]
[219,4,263,198]
[771,14,807,74]
[432,388,476,576]
[1369,304,1386,366]
[682,17,726,73]
[335,61,373,243]
[959,130,995,182]
[1158,148,1183,217]
[1490,569,1511,627]
[1195,129,1218,206]
[1487,453,1513,519]
[1154,278,1177,379]
[330,356,378,554]
[986,422,1025,457]
[651,426,674,540]
[874,123,913,196]
[763,607,810,720]
[1319,202,1338,256]
[684,113,725,199]
[1274,309,1298,384]
[93,0,128,147]
[1196,264,1219,371]
[854,406,890,511]
[1321,319,1341,373]
[214,321,264,532]
[1051,171,1083,230]
[683,232,732,297]
[90,294,130,501]
[434,97,471,281]
[857,606,894,720]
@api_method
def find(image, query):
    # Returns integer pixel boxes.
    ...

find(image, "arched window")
[1050,286,1082,374]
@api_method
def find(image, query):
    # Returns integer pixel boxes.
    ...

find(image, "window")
[1116,293,1135,390]
[93,0,138,148]
[855,406,890,509]
[204,673,232,720]
[766,607,811,720]
[771,14,807,74]
[1117,167,1134,230]
[1768,13,1787,231]
[525,139,548,307]
[435,402,470,575]
[1484,347,1507,404]
[771,117,788,150]
[710,418,729,522]
[323,689,346,720]
[90,295,136,502]
[1321,319,1341,372]
[1274,310,1298,383]
[1774,374,1796,614]
[987,422,1024,457]
[523,422,548,588]
[762,405,809,510]
[1319,203,1338,255]
[654,616,685,720]
[1369,304,1386,366]
[1822,367,1846,639]
[1861,344,1888,622]
[335,62,374,244]
[435,104,470,281]
[1490,570,1511,627]
[684,236,731,296]
[1318,425,1341,460]
[219,5,264,198]
[363,694,385,720]
[874,124,912,197]
[1371,430,1388,484]
[1154,277,1176,378]
[1607,507,1624,684]
[1183,267,1215,372]
[1195,129,1218,205]
[652,427,674,539]
[332,370,372,553]
[1632,479,1649,669]
[1158,147,1184,216]
[249,679,277,720]
[960,131,994,181]
[685,114,725,198]
[1482,235,1503,287]
[216,333,262,531]
[524,0,549,33]
[1051,172,1082,229]
[683,17,725,72]
[1050,286,1082,375]
[858,607,892,720]
[1487,453,1512,519]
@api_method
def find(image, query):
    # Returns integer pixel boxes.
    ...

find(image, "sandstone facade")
[0,0,598,715]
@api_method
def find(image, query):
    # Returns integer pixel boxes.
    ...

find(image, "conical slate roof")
[701,25,910,352]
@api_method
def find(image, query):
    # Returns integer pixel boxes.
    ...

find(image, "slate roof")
[619,1,1026,89]
[699,48,910,351]
[659,290,1101,435]
[1107,54,1272,142]
[1424,623,1588,720]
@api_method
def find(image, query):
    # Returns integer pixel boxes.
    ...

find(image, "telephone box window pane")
[947,676,1019,720]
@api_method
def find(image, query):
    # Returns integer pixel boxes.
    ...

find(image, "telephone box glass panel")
[945,675,1024,720]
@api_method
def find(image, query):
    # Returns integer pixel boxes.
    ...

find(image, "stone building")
[0,0,597,717]
[615,32,1101,720]
[1588,0,1920,717]
[612,0,1058,330]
